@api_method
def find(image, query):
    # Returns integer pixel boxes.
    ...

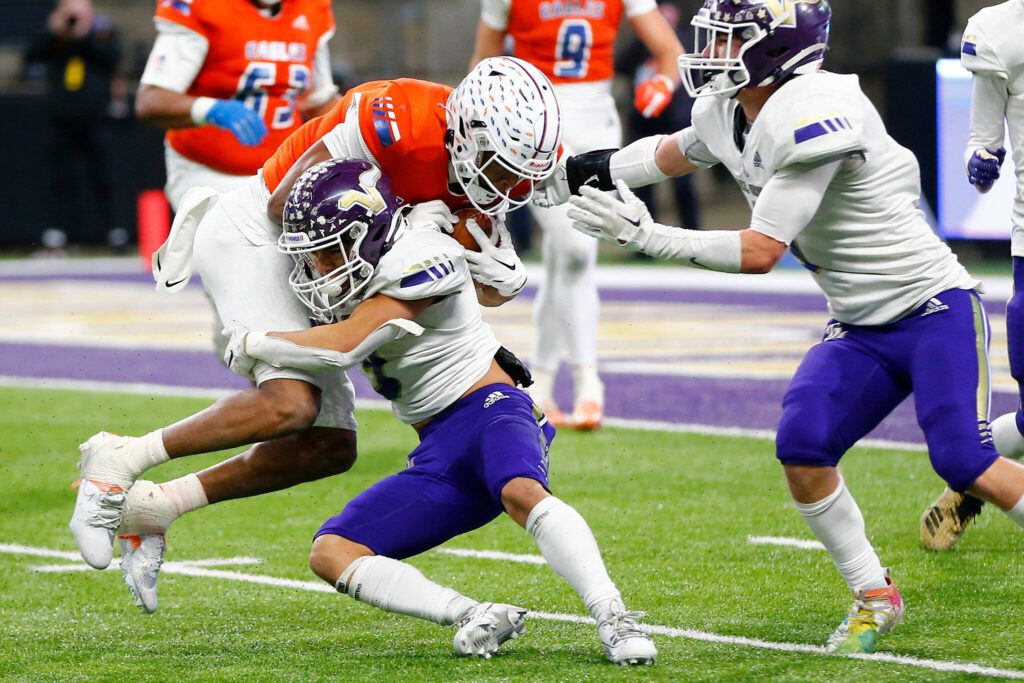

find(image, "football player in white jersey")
[556,0,1024,654]
[217,158,657,664]
[920,0,1024,552]
[469,0,683,430]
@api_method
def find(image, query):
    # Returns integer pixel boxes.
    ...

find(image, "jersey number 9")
[553,19,593,79]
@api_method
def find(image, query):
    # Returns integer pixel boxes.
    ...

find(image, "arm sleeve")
[623,0,658,18]
[965,72,1009,162]
[676,126,720,168]
[480,0,511,31]
[748,159,842,245]
[139,18,209,93]
[305,31,339,108]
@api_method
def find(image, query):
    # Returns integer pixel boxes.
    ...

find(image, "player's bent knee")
[309,533,373,585]
[929,443,999,493]
[501,477,549,526]
[775,420,841,468]
[299,427,358,476]
[257,379,322,433]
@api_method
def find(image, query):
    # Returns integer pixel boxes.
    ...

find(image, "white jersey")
[361,227,501,424]
[686,71,978,326]
[962,0,1024,241]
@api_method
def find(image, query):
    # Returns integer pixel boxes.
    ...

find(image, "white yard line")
[748,535,826,551]
[0,375,928,452]
[2,542,1022,679]
[436,548,546,565]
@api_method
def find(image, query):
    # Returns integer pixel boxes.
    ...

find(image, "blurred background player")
[136,0,340,211]
[71,57,562,612]
[24,0,122,252]
[564,0,1024,654]
[224,157,657,664]
[468,0,682,430]
[920,0,1024,552]
[135,0,339,357]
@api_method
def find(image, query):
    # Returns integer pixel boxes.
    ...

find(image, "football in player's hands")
[450,209,494,252]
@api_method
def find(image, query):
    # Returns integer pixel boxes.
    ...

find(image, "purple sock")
[1009,257,1024,434]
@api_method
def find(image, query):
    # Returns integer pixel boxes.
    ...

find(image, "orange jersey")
[265,79,478,210]
[157,0,334,175]
[508,0,625,83]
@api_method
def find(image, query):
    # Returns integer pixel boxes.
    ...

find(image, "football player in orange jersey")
[70,57,564,614]
[136,0,340,212]
[469,0,683,431]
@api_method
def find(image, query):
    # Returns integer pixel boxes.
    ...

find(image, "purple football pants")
[776,288,998,492]
[315,384,555,559]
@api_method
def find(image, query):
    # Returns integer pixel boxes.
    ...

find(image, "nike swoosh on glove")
[222,326,257,378]
[207,100,268,147]
[463,218,527,298]
[567,179,653,248]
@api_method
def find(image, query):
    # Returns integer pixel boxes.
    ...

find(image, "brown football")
[450,209,494,252]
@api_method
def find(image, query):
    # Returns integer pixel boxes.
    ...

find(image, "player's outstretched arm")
[226,295,432,375]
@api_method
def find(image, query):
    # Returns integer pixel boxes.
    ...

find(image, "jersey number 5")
[237,62,311,130]
[553,19,593,79]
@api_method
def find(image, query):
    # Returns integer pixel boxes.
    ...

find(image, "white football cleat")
[70,432,142,569]
[596,599,657,665]
[116,480,176,613]
[118,533,166,614]
[453,602,527,658]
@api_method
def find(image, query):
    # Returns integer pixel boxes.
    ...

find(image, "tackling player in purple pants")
[556,0,1024,655]
[225,158,657,664]
[919,0,1024,551]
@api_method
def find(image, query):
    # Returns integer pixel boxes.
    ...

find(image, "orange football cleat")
[572,401,604,431]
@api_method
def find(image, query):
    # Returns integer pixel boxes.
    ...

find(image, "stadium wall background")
[0,0,997,248]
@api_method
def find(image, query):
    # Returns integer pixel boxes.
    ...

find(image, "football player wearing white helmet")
[920,0,1024,552]
[470,0,683,431]
[560,0,1024,655]
[72,58,563,613]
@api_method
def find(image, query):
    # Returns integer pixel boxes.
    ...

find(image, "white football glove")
[567,180,653,249]
[222,326,258,378]
[532,155,571,208]
[463,217,527,298]
[403,200,457,233]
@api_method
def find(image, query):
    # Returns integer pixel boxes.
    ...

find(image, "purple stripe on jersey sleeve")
[400,270,433,288]
[794,121,828,144]
[962,41,978,56]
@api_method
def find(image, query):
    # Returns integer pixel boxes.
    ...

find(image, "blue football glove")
[207,100,268,147]
[967,147,1006,193]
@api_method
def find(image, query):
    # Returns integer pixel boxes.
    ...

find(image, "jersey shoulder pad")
[371,228,469,301]
[154,0,204,32]
[768,73,866,169]
[961,13,1007,77]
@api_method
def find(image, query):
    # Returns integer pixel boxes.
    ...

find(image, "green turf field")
[1,386,1022,681]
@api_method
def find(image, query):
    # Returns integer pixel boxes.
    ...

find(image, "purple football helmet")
[680,0,831,99]
[278,158,399,321]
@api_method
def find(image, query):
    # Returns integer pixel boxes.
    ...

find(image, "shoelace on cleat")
[603,608,648,644]
[88,490,127,531]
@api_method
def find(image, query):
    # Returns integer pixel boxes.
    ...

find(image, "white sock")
[527,496,620,619]
[159,473,209,518]
[124,430,171,478]
[794,477,887,594]
[529,367,557,406]
[991,412,1024,460]
[1007,494,1024,529]
[570,364,604,405]
[337,556,477,626]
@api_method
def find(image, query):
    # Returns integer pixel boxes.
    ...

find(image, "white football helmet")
[446,57,562,216]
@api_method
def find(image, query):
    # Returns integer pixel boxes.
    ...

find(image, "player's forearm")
[631,10,683,84]
[475,282,512,307]
[966,74,1009,162]
[135,84,202,129]
[468,22,505,70]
